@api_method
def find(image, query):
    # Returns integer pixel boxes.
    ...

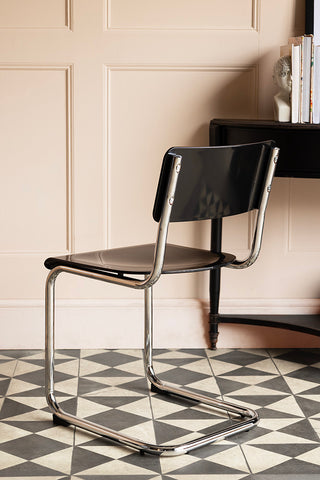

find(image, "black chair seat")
[45,243,235,275]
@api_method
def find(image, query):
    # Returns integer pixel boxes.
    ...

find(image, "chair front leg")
[144,285,163,389]
[45,269,59,413]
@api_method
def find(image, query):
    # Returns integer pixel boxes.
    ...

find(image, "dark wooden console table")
[209,119,320,348]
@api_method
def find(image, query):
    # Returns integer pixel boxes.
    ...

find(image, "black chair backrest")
[153,141,276,223]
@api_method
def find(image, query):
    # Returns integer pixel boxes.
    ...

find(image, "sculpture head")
[273,55,292,94]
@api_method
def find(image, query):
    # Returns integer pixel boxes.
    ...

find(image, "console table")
[209,119,320,348]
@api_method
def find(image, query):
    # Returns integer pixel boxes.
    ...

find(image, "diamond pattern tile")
[0,348,319,479]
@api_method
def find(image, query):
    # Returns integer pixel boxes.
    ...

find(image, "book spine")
[300,39,304,122]
[310,41,314,122]
[313,45,320,123]
[301,35,312,123]
[291,44,301,123]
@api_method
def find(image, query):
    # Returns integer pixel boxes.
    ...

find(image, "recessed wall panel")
[289,179,320,252]
[0,0,69,28]
[108,0,256,30]
[107,66,257,248]
[0,67,71,253]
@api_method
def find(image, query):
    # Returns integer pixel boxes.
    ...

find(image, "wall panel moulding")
[106,0,259,31]
[0,65,73,255]
[0,0,72,30]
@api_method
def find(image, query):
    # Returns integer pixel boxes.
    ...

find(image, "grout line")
[266,347,301,396]
[205,348,224,401]
[73,353,81,449]
[3,357,19,398]
[206,349,253,475]
[145,349,164,475]
[11,358,19,378]
[239,442,253,475]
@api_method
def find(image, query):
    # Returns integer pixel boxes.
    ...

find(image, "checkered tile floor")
[0,348,319,479]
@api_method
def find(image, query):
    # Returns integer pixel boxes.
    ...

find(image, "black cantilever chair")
[44,141,279,456]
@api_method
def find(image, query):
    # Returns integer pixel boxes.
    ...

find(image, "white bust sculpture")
[273,55,292,122]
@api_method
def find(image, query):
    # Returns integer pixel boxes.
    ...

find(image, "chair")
[44,141,279,456]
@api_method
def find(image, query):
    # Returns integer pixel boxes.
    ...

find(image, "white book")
[291,44,301,123]
[289,36,304,122]
[302,35,313,122]
[313,44,320,123]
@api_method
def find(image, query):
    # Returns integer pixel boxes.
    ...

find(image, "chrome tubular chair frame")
[45,144,279,456]
[45,267,259,456]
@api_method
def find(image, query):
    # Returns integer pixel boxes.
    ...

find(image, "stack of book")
[282,35,320,124]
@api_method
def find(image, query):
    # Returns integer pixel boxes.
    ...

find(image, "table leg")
[209,218,222,349]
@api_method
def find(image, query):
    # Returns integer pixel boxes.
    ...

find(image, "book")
[289,35,313,123]
[291,43,301,123]
[310,40,315,122]
[302,35,313,122]
[312,44,320,123]
[289,36,304,123]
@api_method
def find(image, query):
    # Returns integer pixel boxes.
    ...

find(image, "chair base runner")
[47,380,258,456]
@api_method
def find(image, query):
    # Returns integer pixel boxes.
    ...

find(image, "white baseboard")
[219,298,320,315]
[0,298,319,349]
